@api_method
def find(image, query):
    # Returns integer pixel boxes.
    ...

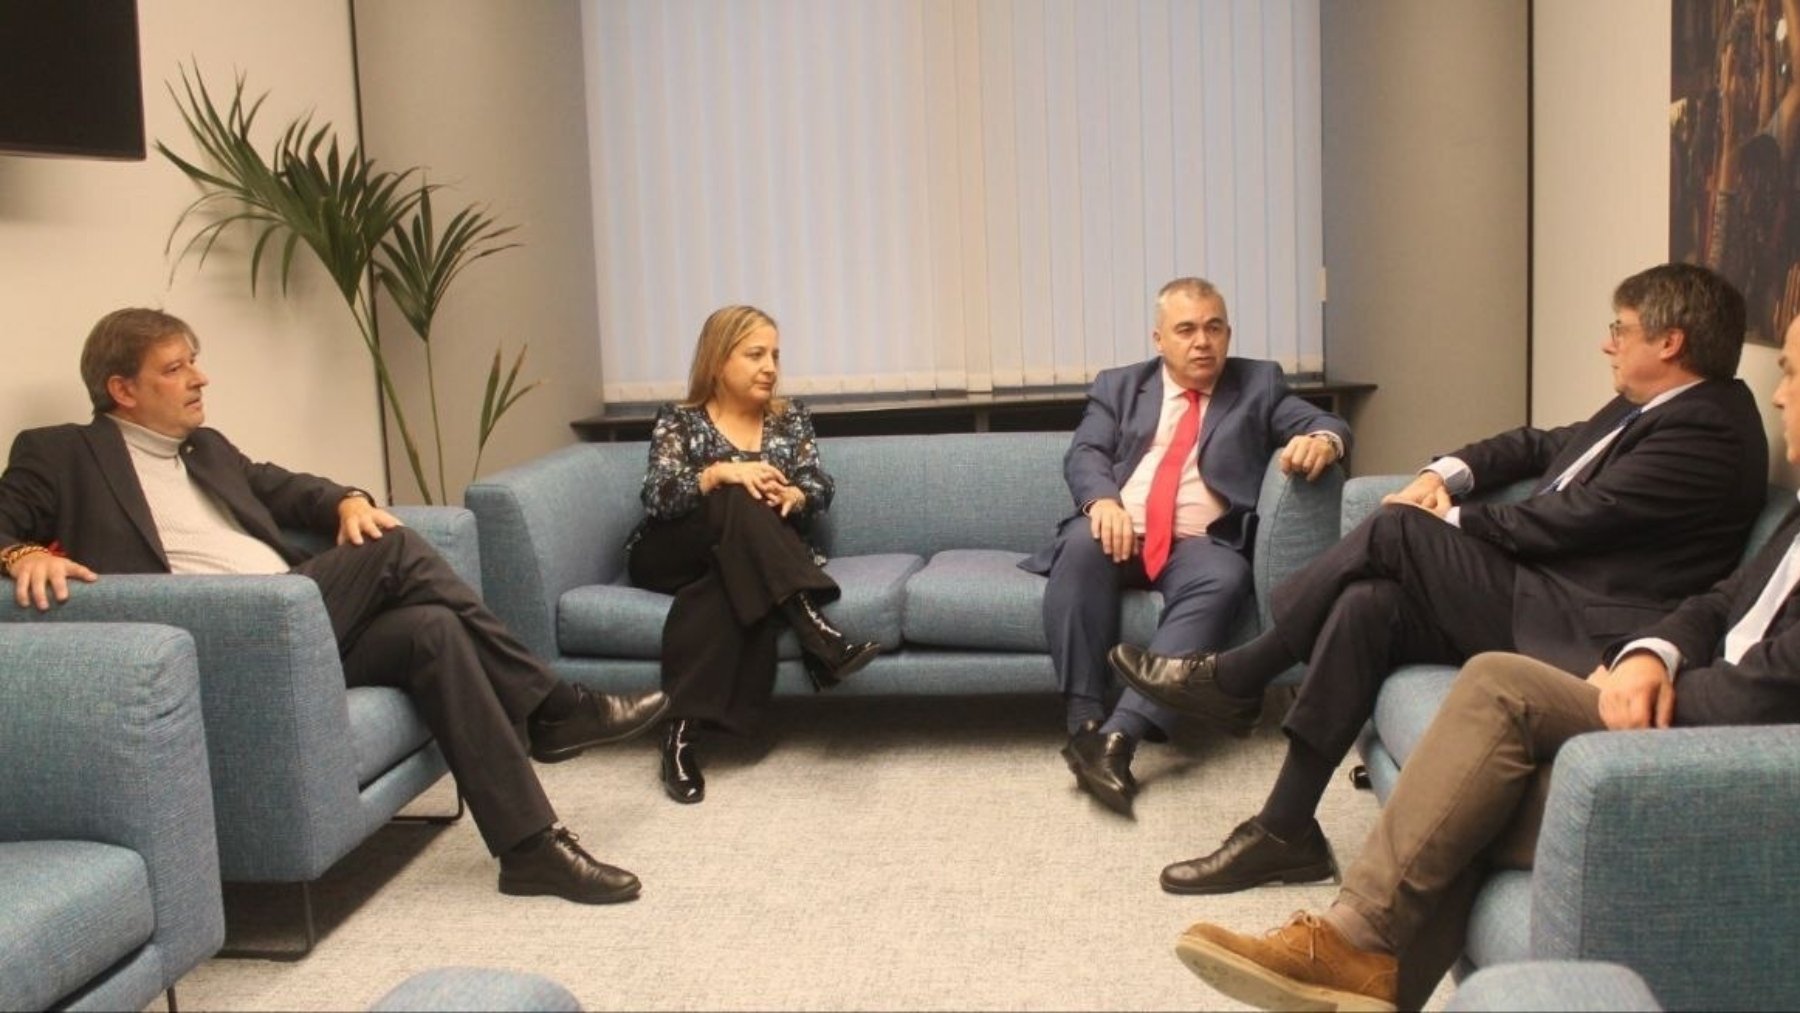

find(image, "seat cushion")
[557,554,920,659]
[1464,869,1533,969]
[1368,664,1459,768]
[0,840,153,1012]
[904,550,1051,651]
[346,686,436,788]
[903,549,1167,652]
[777,554,920,658]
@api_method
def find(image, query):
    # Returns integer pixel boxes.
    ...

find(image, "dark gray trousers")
[296,526,559,855]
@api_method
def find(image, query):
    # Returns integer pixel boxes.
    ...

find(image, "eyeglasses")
[1607,320,1646,342]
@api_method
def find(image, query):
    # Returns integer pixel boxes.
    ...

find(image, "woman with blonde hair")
[626,305,879,803]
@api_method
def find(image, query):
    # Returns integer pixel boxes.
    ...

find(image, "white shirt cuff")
[1424,456,1474,496]
[1613,638,1684,681]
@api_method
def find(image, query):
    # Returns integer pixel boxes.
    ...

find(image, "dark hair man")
[2,307,669,905]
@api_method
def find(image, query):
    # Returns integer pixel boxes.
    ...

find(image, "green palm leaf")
[157,62,533,503]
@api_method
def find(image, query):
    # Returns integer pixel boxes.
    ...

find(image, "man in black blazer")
[1167,309,1800,1013]
[1020,277,1351,813]
[0,307,670,905]
[1118,262,1769,891]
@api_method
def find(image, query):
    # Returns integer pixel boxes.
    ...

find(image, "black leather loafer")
[1161,817,1336,895]
[528,687,671,763]
[1109,644,1260,735]
[1061,721,1137,815]
[499,827,641,904]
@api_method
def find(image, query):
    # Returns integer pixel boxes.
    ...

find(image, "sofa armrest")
[1342,474,1539,537]
[0,575,359,881]
[1341,474,1412,536]
[467,443,644,659]
[1530,726,1800,1010]
[1252,454,1345,628]
[282,505,482,595]
[1448,961,1661,1011]
[0,623,225,992]
[392,505,482,594]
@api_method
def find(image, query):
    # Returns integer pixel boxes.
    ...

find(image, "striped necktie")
[1536,406,1643,495]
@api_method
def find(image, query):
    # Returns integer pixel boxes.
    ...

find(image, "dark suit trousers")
[1041,520,1253,736]
[628,489,838,733]
[1274,505,1521,761]
[294,526,559,855]
[1338,652,1600,1009]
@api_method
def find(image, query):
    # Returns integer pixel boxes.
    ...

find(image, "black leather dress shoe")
[660,719,705,804]
[1061,722,1137,815]
[1108,644,1260,736]
[528,687,671,763]
[1160,817,1336,895]
[498,827,641,904]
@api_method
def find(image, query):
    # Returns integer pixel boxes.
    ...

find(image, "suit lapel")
[1196,362,1239,463]
[182,438,290,551]
[1728,507,1800,628]
[1547,397,1636,488]
[1117,364,1165,477]
[80,420,167,566]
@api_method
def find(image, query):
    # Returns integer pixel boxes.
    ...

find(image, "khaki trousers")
[1338,651,1606,1007]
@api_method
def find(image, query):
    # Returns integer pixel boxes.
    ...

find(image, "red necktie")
[1142,388,1202,581]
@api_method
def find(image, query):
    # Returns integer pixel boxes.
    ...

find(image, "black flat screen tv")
[0,0,144,160]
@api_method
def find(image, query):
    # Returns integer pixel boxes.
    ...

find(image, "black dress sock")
[1065,693,1107,734]
[1214,631,1301,699]
[1256,739,1336,839]
[1099,708,1154,742]
[533,681,583,722]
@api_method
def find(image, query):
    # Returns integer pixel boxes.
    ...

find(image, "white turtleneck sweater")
[111,416,290,575]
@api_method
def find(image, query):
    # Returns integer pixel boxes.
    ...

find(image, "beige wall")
[0,1,384,494]
[1534,0,1786,476]
[351,0,600,505]
[1320,0,1530,475]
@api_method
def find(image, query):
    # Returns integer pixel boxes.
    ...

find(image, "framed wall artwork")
[1672,0,1800,345]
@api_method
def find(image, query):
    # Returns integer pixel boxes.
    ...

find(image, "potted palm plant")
[158,64,536,504]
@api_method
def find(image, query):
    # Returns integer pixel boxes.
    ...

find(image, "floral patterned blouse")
[627,400,835,550]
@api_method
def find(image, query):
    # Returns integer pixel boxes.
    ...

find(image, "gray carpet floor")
[176,693,1451,1011]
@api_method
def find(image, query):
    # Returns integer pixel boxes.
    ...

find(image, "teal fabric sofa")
[1448,961,1662,1011]
[0,506,478,954]
[0,623,223,1011]
[1345,477,1800,1010]
[465,432,1343,696]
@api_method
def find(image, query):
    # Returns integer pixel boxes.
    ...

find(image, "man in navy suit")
[1118,262,1768,896]
[1021,277,1352,814]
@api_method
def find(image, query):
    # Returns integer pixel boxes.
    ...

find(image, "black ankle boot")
[660,719,704,804]
[779,592,881,690]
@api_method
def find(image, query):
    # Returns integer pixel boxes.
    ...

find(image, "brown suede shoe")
[1175,912,1397,1012]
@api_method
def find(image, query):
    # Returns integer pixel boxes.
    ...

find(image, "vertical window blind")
[582,0,1322,404]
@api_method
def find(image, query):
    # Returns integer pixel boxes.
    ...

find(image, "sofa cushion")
[346,686,435,788]
[558,553,921,659]
[0,840,153,1012]
[1464,869,1533,969]
[904,550,1050,651]
[777,554,921,657]
[1368,664,1459,768]
[902,549,1167,652]
[558,585,675,659]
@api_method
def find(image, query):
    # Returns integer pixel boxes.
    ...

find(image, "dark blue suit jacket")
[1021,357,1350,572]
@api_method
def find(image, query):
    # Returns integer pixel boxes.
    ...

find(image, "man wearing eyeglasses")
[1020,276,1351,815]
[1115,262,1768,896]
